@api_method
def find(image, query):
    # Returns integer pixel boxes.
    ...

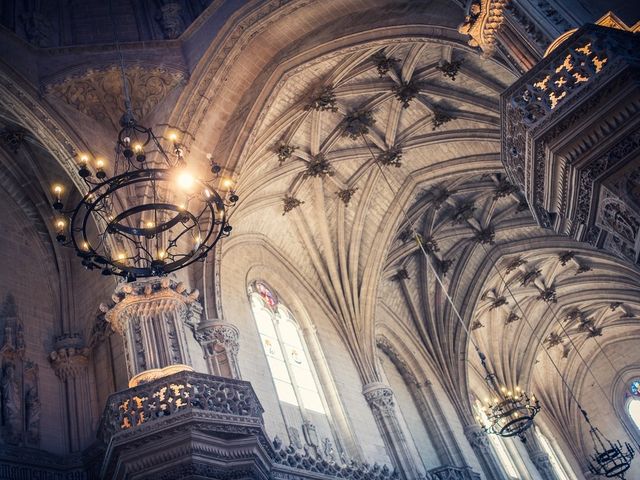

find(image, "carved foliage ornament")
[364,386,395,416]
[46,66,185,129]
[458,0,509,54]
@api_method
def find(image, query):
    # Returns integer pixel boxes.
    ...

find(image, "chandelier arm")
[478,242,635,475]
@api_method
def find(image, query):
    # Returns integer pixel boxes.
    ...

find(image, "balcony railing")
[98,371,264,441]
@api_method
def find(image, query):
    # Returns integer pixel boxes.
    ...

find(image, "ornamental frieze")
[45,66,185,129]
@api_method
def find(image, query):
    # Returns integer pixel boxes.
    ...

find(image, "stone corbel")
[458,0,509,55]
[49,333,90,381]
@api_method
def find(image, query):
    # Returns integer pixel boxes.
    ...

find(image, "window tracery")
[249,281,337,449]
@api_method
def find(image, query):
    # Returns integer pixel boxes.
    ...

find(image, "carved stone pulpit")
[501,17,640,265]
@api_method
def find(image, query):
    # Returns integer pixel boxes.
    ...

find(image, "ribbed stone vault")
[229,27,640,468]
[382,168,640,467]
[230,39,514,385]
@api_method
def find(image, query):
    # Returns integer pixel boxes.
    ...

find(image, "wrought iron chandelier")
[52,111,235,280]
[476,351,540,441]
[50,0,236,280]
[583,410,634,479]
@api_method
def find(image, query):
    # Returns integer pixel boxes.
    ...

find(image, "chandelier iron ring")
[487,402,537,438]
[57,134,233,280]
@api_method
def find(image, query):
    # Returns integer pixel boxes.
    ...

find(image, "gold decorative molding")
[45,66,185,129]
[458,0,510,54]
[544,11,640,57]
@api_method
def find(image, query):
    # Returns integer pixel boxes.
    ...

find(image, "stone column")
[102,277,205,385]
[363,382,425,479]
[463,423,509,480]
[195,320,241,379]
[412,379,466,467]
[49,333,93,452]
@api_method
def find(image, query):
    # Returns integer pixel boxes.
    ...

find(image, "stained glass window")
[630,380,640,397]
[256,281,278,310]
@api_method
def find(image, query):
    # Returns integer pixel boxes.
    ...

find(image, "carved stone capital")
[196,321,240,356]
[362,383,395,416]
[102,277,202,334]
[49,334,90,381]
[101,278,202,380]
[463,424,490,452]
[458,0,509,54]
[531,451,554,479]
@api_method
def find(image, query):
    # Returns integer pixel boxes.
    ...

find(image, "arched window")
[474,400,519,479]
[627,380,640,430]
[249,281,339,451]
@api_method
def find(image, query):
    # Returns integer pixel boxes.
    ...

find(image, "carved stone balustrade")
[97,371,405,480]
[98,370,269,479]
[428,465,481,480]
[501,23,640,265]
[270,436,399,479]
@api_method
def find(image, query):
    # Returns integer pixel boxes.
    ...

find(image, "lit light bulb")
[133,143,142,153]
[501,386,507,393]
[157,250,166,260]
[80,155,89,165]
[117,253,126,261]
[146,221,155,228]
[53,185,62,195]
[222,178,234,189]
[82,241,90,251]
[176,170,195,190]
[169,132,178,142]
[56,219,66,229]
[96,159,104,169]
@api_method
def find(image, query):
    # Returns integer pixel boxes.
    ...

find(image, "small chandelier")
[583,410,634,479]
[52,111,236,280]
[477,352,540,441]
